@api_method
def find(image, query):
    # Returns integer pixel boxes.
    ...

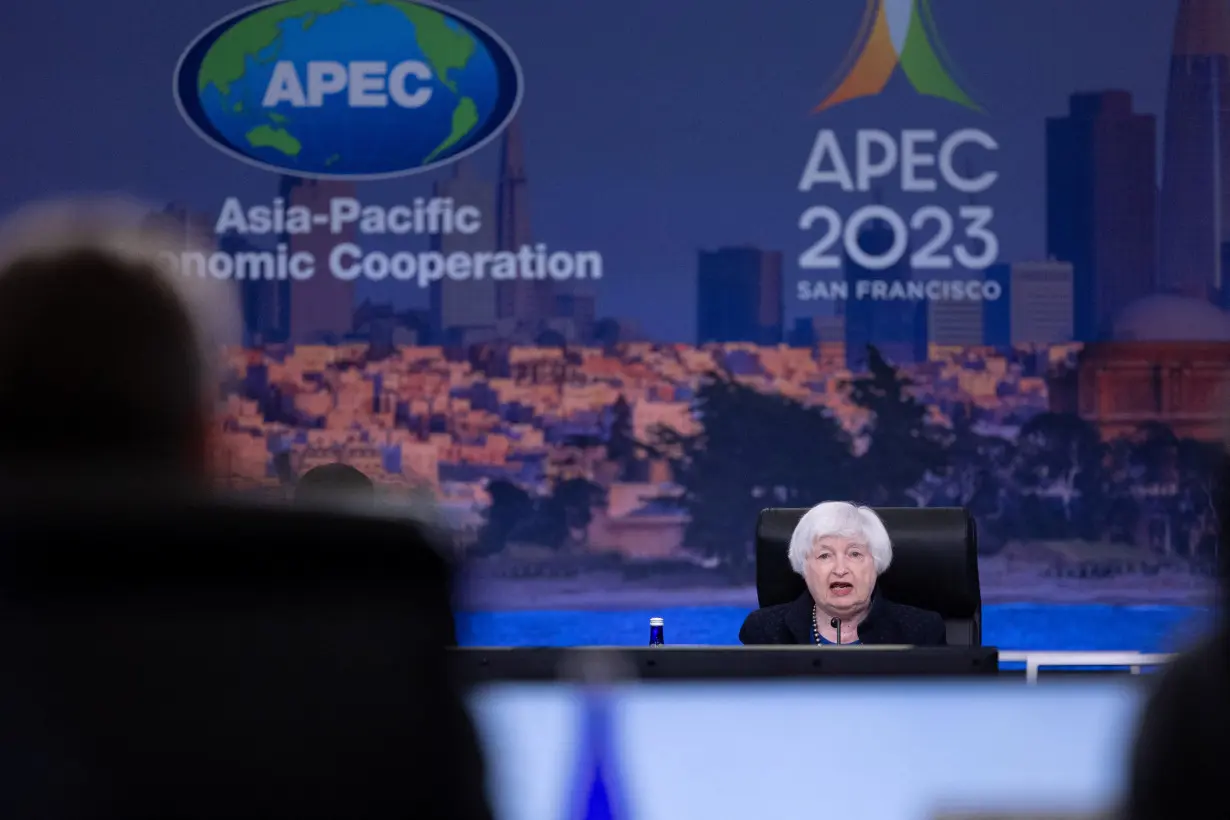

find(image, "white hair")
[787,501,893,575]
[0,195,239,405]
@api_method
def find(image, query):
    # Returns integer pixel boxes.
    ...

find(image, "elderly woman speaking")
[739,502,947,646]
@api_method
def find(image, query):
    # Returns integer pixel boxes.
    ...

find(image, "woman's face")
[804,535,877,617]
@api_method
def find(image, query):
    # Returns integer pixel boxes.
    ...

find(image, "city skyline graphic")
[202,0,1230,351]
[0,0,1219,340]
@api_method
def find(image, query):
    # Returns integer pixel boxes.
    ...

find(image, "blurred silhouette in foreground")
[0,198,492,819]
[1123,431,1228,819]
[0,197,236,487]
[294,462,376,507]
[0,496,492,820]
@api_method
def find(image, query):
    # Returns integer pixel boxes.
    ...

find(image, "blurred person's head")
[0,197,236,482]
[294,463,375,507]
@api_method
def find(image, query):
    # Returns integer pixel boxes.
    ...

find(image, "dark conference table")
[453,646,1000,682]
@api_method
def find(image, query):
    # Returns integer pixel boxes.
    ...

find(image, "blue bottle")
[648,617,664,646]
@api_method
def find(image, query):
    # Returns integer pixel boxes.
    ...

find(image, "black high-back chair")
[0,489,492,820]
[755,507,982,646]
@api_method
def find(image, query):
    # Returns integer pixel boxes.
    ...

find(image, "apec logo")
[174,0,523,180]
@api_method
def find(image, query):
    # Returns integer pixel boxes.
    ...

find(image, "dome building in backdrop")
[1111,294,1230,342]
[1048,294,1230,441]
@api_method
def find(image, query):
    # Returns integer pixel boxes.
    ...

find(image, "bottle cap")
[649,617,664,626]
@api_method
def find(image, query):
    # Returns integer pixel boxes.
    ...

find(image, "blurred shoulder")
[738,602,794,645]
[1126,632,1230,819]
[1138,634,1227,726]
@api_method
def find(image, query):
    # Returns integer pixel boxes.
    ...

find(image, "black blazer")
[739,591,947,646]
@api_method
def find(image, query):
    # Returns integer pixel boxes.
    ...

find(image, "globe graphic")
[194,0,503,176]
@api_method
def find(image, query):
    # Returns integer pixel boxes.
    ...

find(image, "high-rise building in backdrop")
[282,176,357,344]
[430,159,498,344]
[1047,91,1157,340]
[788,313,846,347]
[221,232,288,346]
[151,204,268,346]
[927,274,985,347]
[930,161,992,348]
[1222,241,1230,309]
[1009,260,1074,344]
[983,264,1012,346]
[695,247,783,345]
[843,221,926,369]
[494,117,554,325]
[1159,0,1230,301]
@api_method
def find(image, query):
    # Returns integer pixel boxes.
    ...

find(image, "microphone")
[830,617,842,645]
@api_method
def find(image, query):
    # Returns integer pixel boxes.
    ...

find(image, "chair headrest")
[755,507,980,619]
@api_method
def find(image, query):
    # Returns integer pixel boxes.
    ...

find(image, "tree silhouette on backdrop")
[1174,438,1224,561]
[477,479,533,554]
[844,346,948,504]
[939,402,1017,551]
[477,476,605,554]
[605,395,637,480]
[652,372,854,570]
[478,343,1224,569]
[1009,411,1107,540]
[535,477,606,550]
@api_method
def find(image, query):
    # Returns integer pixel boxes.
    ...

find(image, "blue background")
[1,0,1226,656]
